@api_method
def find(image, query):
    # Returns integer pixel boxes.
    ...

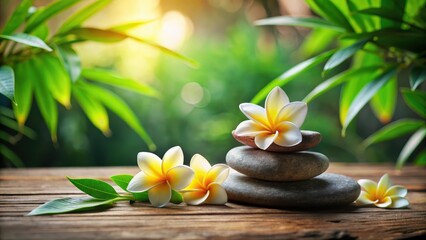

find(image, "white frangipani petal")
[358,179,378,195]
[388,196,409,208]
[234,120,268,137]
[190,154,211,183]
[385,185,408,198]
[239,103,269,128]
[377,174,392,197]
[183,190,210,205]
[205,184,227,205]
[148,182,171,207]
[355,191,375,205]
[137,152,163,178]
[127,171,162,192]
[167,165,194,190]
[274,122,302,147]
[162,146,184,174]
[204,164,230,186]
[265,87,289,124]
[276,101,307,128]
[254,132,278,150]
[375,196,392,208]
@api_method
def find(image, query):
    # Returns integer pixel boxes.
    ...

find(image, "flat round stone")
[232,130,321,152]
[226,146,329,181]
[223,170,361,208]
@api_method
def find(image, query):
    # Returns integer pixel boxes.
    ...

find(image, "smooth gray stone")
[226,146,329,181]
[232,130,321,153]
[223,170,361,209]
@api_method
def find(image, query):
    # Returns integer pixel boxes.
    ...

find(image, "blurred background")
[0,0,421,167]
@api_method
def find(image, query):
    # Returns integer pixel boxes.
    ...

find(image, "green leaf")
[12,59,33,126]
[73,84,110,135]
[410,67,426,90]
[358,7,419,29]
[81,68,159,99]
[299,28,338,58]
[68,28,198,67]
[170,190,183,204]
[0,144,24,167]
[414,151,426,166]
[54,45,81,83]
[303,66,379,103]
[306,0,354,32]
[79,82,156,151]
[28,197,114,216]
[0,66,15,103]
[370,77,397,123]
[363,119,425,147]
[251,50,335,104]
[110,174,149,202]
[67,177,119,200]
[24,0,81,33]
[401,89,426,118]
[57,0,112,34]
[342,68,396,135]
[0,116,36,139]
[324,38,369,72]
[396,128,426,169]
[347,0,375,32]
[0,33,52,51]
[32,24,49,41]
[1,0,32,35]
[255,16,346,32]
[109,20,156,32]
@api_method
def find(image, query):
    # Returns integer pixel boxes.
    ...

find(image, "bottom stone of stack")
[223,169,360,208]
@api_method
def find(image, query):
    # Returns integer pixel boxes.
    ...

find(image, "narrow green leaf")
[28,197,114,216]
[306,0,354,31]
[251,50,335,104]
[0,66,15,103]
[110,174,149,202]
[303,66,379,103]
[0,116,36,139]
[32,24,49,41]
[24,0,81,33]
[73,84,110,135]
[1,0,32,35]
[54,45,81,83]
[0,144,24,167]
[342,68,396,135]
[396,128,426,169]
[255,16,346,32]
[170,190,183,204]
[363,119,425,147]
[109,20,156,32]
[57,0,112,34]
[401,89,426,118]
[12,59,33,126]
[82,68,159,99]
[324,39,368,72]
[347,0,375,32]
[67,177,119,200]
[299,28,338,58]
[358,7,419,29]
[0,33,52,51]
[414,151,426,166]
[410,67,426,90]
[370,77,397,123]
[80,82,156,151]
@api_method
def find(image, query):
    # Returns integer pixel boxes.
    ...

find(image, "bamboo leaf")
[347,0,375,32]
[24,0,81,33]
[1,0,32,35]
[12,59,33,126]
[255,16,346,32]
[78,82,156,151]
[396,128,426,169]
[358,7,419,29]
[0,33,52,51]
[0,144,24,167]
[28,197,114,216]
[299,28,338,58]
[82,68,159,98]
[410,67,426,90]
[110,174,149,202]
[342,68,396,135]
[73,84,110,135]
[32,24,49,41]
[401,89,426,118]
[370,77,397,123]
[251,50,335,104]
[0,116,36,139]
[0,66,15,103]
[54,45,81,83]
[306,0,354,31]
[363,119,425,147]
[109,20,156,32]
[67,177,119,200]
[324,39,369,72]
[57,0,112,34]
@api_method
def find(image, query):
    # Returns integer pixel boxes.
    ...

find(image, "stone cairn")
[223,130,361,208]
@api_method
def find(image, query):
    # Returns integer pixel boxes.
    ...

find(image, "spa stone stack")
[223,131,360,208]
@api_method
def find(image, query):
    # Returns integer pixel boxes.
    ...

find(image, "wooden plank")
[0,163,425,240]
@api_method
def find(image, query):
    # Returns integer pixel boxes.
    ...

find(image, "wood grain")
[1,163,425,240]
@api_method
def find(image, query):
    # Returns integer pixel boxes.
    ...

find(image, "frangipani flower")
[182,154,230,205]
[356,174,409,209]
[235,87,307,150]
[127,146,194,207]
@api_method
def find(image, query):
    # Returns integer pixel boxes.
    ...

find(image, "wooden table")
[1,163,425,239]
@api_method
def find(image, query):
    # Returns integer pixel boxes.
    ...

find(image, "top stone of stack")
[232,130,321,153]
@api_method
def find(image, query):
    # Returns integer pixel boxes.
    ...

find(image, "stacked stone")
[223,130,360,208]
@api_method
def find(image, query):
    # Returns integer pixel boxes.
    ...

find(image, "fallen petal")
[254,132,278,150]
[127,171,162,192]
[205,183,227,205]
[183,190,209,205]
[265,87,289,124]
[385,185,408,198]
[148,182,171,207]
[162,146,184,174]
[276,101,307,128]
[388,196,409,208]
[239,103,269,128]
[167,165,194,190]
[274,122,302,147]
[137,152,163,178]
